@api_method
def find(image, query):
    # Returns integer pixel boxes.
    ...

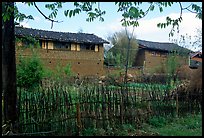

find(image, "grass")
[143,113,202,136]
[81,113,202,136]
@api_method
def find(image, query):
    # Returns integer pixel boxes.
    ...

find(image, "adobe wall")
[144,50,167,71]
[144,49,188,72]
[16,46,105,76]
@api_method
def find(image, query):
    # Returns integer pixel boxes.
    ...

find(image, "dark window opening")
[54,42,71,50]
[80,43,95,51]
[91,45,95,50]
[198,54,202,58]
[151,52,156,56]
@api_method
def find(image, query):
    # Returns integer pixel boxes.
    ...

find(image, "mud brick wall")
[16,45,105,76]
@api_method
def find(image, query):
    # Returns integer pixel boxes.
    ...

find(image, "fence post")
[76,103,82,136]
[120,93,124,125]
[176,94,179,118]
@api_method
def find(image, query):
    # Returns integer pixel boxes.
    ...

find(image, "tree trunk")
[2,2,17,126]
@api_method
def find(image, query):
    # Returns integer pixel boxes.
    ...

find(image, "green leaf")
[166,16,170,21]
[24,2,34,6]
[161,23,163,28]
[196,13,202,19]
[99,17,104,22]
[74,2,79,6]
[164,2,168,7]
[167,21,170,26]
[69,10,73,17]
[159,7,163,12]
[163,23,166,28]
[129,6,138,13]
[122,12,129,18]
[28,15,34,20]
[48,14,53,19]
[129,6,139,18]
[88,12,94,17]
[140,10,145,16]
[157,23,161,28]
[150,5,155,11]
[73,10,75,16]
[167,2,172,7]
[178,17,182,22]
[64,10,69,17]
[169,31,174,37]
[56,2,63,8]
[134,21,139,27]
[74,8,81,14]
[3,14,9,22]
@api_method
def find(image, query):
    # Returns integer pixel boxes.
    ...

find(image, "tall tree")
[106,30,138,67]
[192,28,202,51]
[171,27,202,52]
[2,2,17,128]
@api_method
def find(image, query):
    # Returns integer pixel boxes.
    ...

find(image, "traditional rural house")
[133,39,192,72]
[189,51,202,69]
[15,26,109,76]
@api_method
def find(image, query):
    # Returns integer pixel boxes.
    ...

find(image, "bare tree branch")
[138,3,154,20]
[178,2,183,18]
[184,8,198,14]
[182,3,192,10]
[180,3,198,14]
[33,2,63,29]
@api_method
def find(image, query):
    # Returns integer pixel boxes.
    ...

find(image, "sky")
[16,2,202,51]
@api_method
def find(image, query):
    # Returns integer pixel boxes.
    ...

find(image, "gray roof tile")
[137,39,192,53]
[15,26,109,44]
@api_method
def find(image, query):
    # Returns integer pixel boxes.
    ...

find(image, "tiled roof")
[189,51,202,58]
[15,26,109,44]
[137,39,192,53]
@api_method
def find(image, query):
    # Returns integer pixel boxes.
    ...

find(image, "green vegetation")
[144,113,202,136]
[82,123,137,136]
[50,61,75,82]
[64,63,73,77]
[16,50,44,89]
[16,36,40,48]
[147,116,168,127]
[166,52,181,76]
[105,30,138,67]
[81,113,202,136]
[13,80,202,136]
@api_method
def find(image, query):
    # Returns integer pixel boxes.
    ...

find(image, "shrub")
[166,52,182,84]
[148,116,167,127]
[82,128,106,136]
[17,51,44,89]
[189,66,202,90]
[176,65,191,80]
[64,63,73,77]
